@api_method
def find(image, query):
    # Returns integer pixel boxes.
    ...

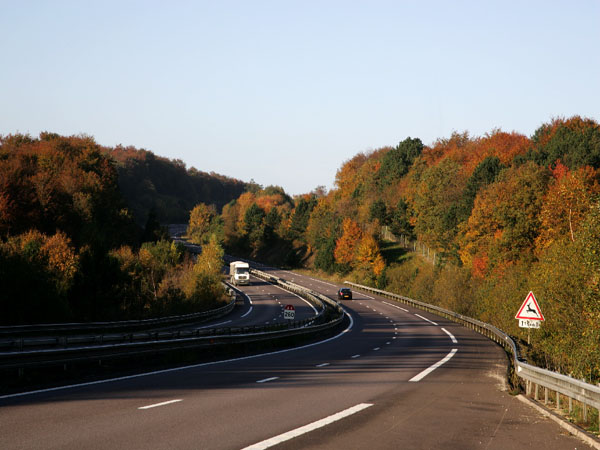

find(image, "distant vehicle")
[230,261,250,285]
[337,288,352,300]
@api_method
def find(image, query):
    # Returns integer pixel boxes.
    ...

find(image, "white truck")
[229,261,250,285]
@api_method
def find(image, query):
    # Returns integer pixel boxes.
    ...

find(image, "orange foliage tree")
[459,162,550,275]
[334,218,363,269]
[355,235,385,278]
[535,165,600,251]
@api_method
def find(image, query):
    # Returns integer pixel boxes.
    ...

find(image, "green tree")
[289,195,317,240]
[525,116,600,170]
[458,156,505,221]
[243,203,266,254]
[389,198,414,238]
[369,199,389,224]
[377,137,424,188]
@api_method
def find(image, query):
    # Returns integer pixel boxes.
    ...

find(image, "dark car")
[337,288,352,300]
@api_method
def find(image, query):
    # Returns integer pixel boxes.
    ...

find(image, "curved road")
[0,266,593,449]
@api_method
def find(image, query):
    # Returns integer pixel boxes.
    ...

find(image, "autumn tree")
[188,202,222,244]
[183,235,226,308]
[535,165,600,252]
[354,234,386,284]
[411,158,467,252]
[0,230,79,324]
[459,161,550,275]
[334,218,363,271]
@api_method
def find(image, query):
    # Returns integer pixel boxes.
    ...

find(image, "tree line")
[0,133,234,324]
[196,116,600,382]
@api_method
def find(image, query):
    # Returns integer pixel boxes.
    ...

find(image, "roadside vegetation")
[3,116,599,384]
[208,116,600,383]
[0,133,229,325]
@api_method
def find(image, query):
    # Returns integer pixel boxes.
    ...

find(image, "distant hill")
[107,146,248,226]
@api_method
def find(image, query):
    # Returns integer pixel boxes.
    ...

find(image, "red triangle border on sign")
[515,291,545,321]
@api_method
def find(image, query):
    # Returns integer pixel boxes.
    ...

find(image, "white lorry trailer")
[229,261,250,285]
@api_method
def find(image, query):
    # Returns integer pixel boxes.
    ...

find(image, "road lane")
[0,266,594,449]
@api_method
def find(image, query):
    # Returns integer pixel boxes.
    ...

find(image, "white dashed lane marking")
[243,404,373,450]
[382,301,409,313]
[257,377,279,384]
[138,399,182,410]
[415,314,438,326]
[441,327,458,343]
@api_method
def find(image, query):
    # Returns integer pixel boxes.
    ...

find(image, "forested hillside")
[0,133,231,324]
[211,116,600,382]
[109,146,248,225]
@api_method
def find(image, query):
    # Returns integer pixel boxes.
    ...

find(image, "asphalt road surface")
[0,266,594,449]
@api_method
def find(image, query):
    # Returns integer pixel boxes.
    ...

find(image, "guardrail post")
[569,397,573,413]
[583,403,588,422]
[544,388,548,405]
[534,383,539,401]
[557,392,561,410]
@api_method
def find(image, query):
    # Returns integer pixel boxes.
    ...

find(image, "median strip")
[242,403,374,449]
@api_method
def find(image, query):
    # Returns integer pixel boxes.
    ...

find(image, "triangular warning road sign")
[515,291,544,321]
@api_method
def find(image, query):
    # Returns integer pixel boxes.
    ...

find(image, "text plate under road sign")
[519,319,541,329]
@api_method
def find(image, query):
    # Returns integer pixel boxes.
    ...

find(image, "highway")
[0,266,593,449]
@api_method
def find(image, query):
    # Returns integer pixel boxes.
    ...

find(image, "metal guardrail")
[344,281,600,416]
[0,283,237,338]
[0,273,345,372]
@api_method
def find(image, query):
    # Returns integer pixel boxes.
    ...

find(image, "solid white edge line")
[138,399,182,410]
[257,377,279,384]
[359,293,375,299]
[196,320,232,329]
[229,285,252,305]
[0,309,355,400]
[414,313,438,326]
[382,301,409,312]
[242,403,374,450]
[316,363,330,368]
[441,327,458,344]
[409,349,458,382]
[241,306,253,318]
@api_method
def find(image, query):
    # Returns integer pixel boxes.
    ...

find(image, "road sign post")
[284,304,295,321]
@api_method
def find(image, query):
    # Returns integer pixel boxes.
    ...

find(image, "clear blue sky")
[1,1,599,195]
